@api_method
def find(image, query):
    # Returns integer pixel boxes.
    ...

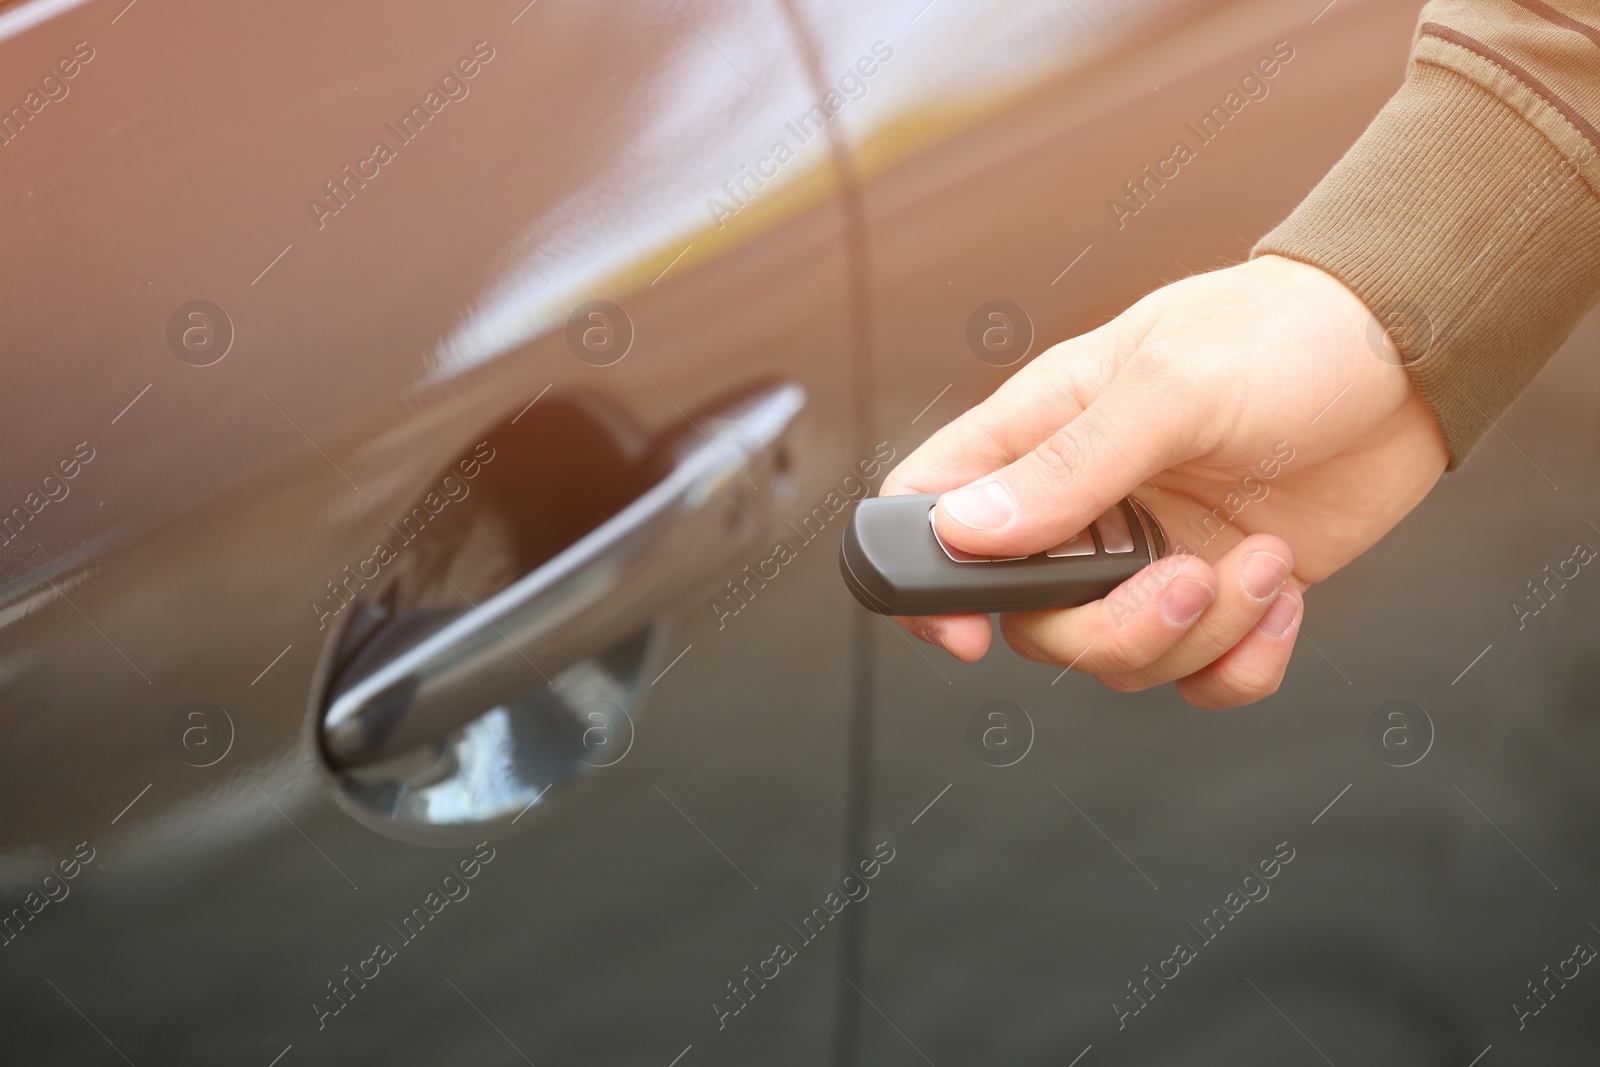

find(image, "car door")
[814,0,1600,1063]
[0,1,877,1063]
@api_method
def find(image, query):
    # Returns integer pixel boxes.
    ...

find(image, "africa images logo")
[312,442,496,630]
[712,842,896,1031]
[0,40,95,148]
[1106,41,1294,229]
[305,41,496,230]
[312,842,496,1031]
[705,41,894,230]
[1112,841,1296,1030]
[710,441,895,628]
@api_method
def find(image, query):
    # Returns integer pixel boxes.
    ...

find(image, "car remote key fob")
[840,493,1167,616]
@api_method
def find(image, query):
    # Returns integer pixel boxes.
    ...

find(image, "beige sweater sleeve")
[1253,0,1600,467]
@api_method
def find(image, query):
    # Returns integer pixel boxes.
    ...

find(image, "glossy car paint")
[3,0,1597,1064]
[819,0,1600,1061]
[1,1,866,1061]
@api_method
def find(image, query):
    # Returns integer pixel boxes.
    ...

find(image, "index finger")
[881,324,1117,497]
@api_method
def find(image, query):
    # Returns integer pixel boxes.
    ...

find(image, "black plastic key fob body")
[840,493,1167,616]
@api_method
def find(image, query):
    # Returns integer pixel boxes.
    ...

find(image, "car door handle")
[321,381,806,768]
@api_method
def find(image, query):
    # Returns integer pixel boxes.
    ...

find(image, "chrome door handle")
[321,382,805,768]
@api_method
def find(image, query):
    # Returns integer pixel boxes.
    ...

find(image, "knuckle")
[1010,640,1053,667]
[1093,635,1147,675]
[1094,595,1168,671]
[997,617,1053,666]
[1097,671,1153,694]
[1212,661,1282,704]
[1001,614,1101,675]
[1176,679,1229,710]
[1104,571,1166,627]
[1030,426,1090,481]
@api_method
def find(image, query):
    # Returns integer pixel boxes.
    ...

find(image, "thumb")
[933,383,1186,558]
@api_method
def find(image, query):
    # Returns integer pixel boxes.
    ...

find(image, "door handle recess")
[321,382,805,768]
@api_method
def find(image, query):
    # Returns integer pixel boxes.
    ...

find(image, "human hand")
[881,254,1450,708]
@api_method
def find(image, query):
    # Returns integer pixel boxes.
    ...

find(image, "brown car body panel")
[2,0,1598,1062]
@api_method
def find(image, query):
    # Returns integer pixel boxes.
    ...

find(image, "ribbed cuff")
[1253,57,1600,467]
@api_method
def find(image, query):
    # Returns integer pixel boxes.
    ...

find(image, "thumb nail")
[942,480,1015,531]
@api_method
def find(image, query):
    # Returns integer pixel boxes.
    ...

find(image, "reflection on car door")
[0,0,874,1063]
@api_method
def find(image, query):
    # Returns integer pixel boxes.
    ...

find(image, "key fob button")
[929,507,989,563]
[842,493,1169,615]
[1093,505,1136,553]
[1044,530,1095,557]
